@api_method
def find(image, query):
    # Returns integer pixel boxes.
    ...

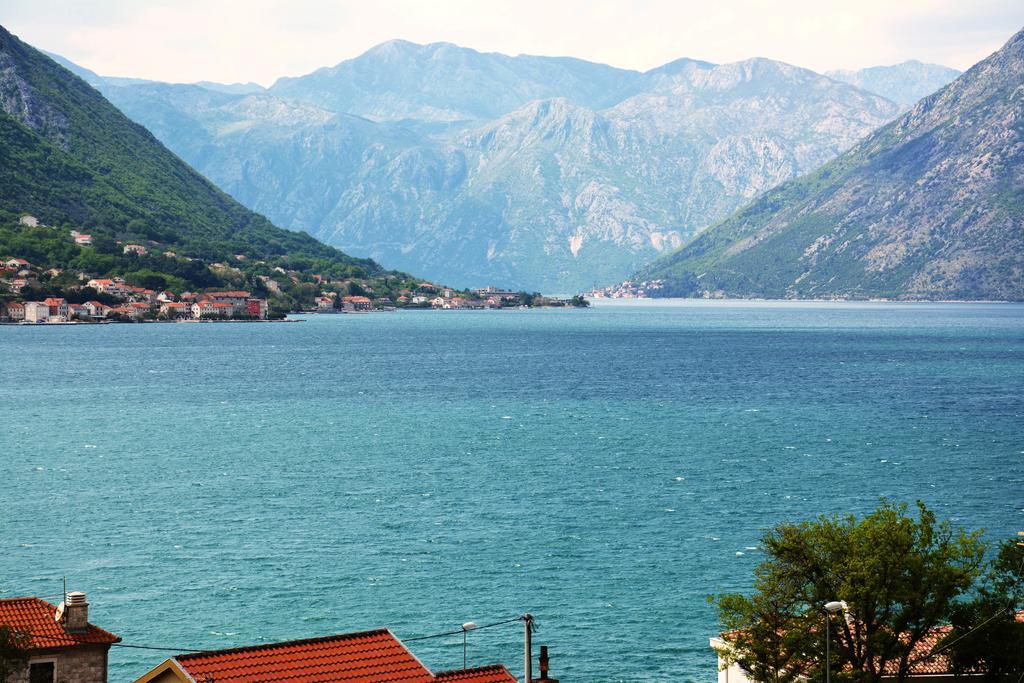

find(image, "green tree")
[716,501,986,682]
[0,625,29,681]
[943,535,1024,678]
[124,269,167,291]
[347,281,368,297]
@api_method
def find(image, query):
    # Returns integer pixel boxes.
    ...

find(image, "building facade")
[0,594,120,683]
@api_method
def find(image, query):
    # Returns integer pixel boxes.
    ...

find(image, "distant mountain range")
[826,61,962,107]
[45,42,959,292]
[639,29,1024,301]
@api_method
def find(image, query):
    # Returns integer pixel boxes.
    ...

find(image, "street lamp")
[823,601,849,683]
[461,621,477,670]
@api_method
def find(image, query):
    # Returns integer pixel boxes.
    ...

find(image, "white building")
[87,279,131,299]
[23,302,50,323]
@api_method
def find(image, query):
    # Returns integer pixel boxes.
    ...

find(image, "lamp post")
[823,601,848,683]
[524,613,534,683]
[461,621,477,670]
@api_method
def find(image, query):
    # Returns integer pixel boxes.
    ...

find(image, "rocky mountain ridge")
[826,60,962,108]
[638,28,1024,301]
[48,41,958,291]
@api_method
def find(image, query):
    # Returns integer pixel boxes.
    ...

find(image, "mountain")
[638,29,1024,301]
[70,44,902,292]
[827,60,961,108]
[269,39,643,124]
[0,25,380,277]
[195,81,265,95]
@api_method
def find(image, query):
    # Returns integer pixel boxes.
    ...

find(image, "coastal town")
[314,285,585,312]
[588,279,668,299]
[0,215,588,323]
[0,275,269,323]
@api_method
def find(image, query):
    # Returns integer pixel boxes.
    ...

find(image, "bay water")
[2,300,1023,681]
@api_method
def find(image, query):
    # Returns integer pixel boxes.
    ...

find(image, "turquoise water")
[2,301,1023,682]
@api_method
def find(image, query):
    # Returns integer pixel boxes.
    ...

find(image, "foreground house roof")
[0,597,120,649]
[134,628,517,683]
[434,664,518,682]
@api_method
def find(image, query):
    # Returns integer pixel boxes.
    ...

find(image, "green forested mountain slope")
[0,24,381,278]
[639,28,1024,301]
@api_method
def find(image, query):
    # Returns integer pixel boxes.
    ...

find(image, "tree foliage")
[0,625,29,682]
[716,501,986,682]
[943,536,1024,679]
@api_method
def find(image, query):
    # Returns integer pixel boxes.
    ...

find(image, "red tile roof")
[434,665,517,682]
[0,598,120,649]
[172,629,436,683]
[899,610,1024,676]
[722,611,1024,677]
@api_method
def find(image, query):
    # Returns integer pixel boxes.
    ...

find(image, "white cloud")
[1,0,1022,85]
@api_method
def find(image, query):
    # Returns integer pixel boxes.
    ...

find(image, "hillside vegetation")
[0,25,394,294]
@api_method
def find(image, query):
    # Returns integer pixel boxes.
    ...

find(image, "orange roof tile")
[721,612,1024,677]
[0,597,120,649]
[434,665,517,682]
[172,629,435,683]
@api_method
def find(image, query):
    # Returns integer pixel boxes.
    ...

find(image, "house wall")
[23,303,49,323]
[7,646,109,683]
[717,656,754,683]
[138,668,186,683]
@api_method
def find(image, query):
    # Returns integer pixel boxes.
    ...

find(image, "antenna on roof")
[54,577,67,623]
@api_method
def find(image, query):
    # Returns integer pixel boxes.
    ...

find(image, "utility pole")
[523,613,534,683]
[825,615,830,683]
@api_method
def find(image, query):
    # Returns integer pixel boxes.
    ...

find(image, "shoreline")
[0,306,592,326]
[589,296,1022,305]
[0,318,301,326]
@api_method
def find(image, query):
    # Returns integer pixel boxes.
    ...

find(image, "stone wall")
[7,646,109,683]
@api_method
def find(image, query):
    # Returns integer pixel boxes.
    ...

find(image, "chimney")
[537,645,558,682]
[63,592,89,633]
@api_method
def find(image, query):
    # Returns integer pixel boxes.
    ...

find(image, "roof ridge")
[0,597,56,605]
[174,628,393,661]
[435,664,510,676]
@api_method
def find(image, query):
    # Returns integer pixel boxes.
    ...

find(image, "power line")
[6,615,530,656]
[4,628,206,653]
[403,616,526,642]
[910,535,1024,668]
[112,643,206,653]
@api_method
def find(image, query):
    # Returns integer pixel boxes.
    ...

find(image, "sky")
[2,0,1023,86]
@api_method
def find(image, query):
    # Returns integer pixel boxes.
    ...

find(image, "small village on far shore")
[313,285,586,313]
[588,279,667,299]
[1,215,588,324]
